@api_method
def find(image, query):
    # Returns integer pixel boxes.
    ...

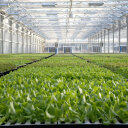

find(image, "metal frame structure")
[0,0,128,54]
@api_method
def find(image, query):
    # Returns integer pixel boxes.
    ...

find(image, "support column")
[39,39,40,53]
[44,41,45,53]
[35,35,36,53]
[32,33,34,53]
[126,16,128,53]
[90,38,91,53]
[26,30,28,53]
[37,37,40,53]
[113,24,114,53]
[0,14,4,54]
[88,38,89,53]
[21,28,24,53]
[118,21,121,53]
[33,34,35,53]
[39,39,41,53]
[16,24,19,53]
[87,39,88,53]
[80,43,82,52]
[24,29,27,53]
[108,29,110,53]
[104,30,105,53]
[9,18,13,53]
[42,41,44,53]
[98,33,99,53]
[28,31,30,53]
[37,38,39,53]
[36,37,38,53]
[42,40,43,53]
[101,32,102,53]
[95,35,97,53]
[92,37,93,53]
[30,32,31,53]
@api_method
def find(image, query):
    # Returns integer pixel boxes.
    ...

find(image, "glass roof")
[0,0,128,40]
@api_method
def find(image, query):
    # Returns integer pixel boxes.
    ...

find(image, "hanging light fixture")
[42,2,56,7]
[88,2,104,6]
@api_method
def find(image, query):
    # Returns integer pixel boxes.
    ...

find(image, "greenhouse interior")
[0,0,128,127]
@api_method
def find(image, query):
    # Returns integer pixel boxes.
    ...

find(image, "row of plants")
[0,54,128,125]
[0,54,52,73]
[75,54,128,79]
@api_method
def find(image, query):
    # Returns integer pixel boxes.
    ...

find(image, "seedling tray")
[1,121,128,128]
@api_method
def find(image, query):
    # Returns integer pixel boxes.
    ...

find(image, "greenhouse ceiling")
[0,0,128,40]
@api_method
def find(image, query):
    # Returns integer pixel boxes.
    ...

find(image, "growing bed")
[0,54,128,127]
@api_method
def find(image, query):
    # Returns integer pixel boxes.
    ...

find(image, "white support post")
[28,31,30,53]
[89,38,90,53]
[104,30,105,53]
[25,29,27,53]
[92,37,93,53]
[9,18,13,53]
[41,40,43,53]
[36,37,37,53]
[113,24,114,53]
[118,21,121,53]
[90,38,91,53]
[33,34,35,53]
[31,33,33,53]
[98,33,99,53]
[126,16,128,53]
[39,39,40,53]
[16,24,19,53]
[34,34,36,53]
[30,32,31,53]
[41,40,42,53]
[21,28,24,53]
[37,37,38,53]
[101,32,102,53]
[96,35,98,53]
[38,38,39,53]
[88,39,89,53]
[26,30,28,53]
[0,14,4,54]
[87,39,88,53]
[108,29,110,53]
[43,41,44,53]
[35,35,36,53]
[35,36,37,53]
[37,37,40,53]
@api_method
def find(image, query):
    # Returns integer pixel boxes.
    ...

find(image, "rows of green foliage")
[0,54,128,125]
[75,54,128,79]
[0,54,52,73]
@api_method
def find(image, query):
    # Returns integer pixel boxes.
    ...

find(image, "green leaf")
[78,86,82,94]
[119,101,127,108]
[46,111,55,119]
[27,94,31,102]
[55,108,61,117]
[0,117,6,125]
[10,102,16,114]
